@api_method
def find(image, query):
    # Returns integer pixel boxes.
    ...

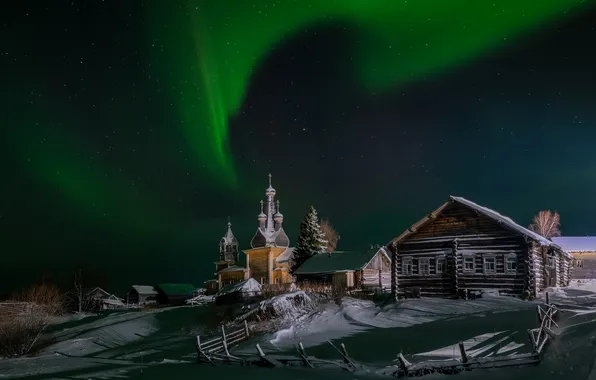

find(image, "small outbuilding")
[389,196,573,299]
[154,283,196,306]
[295,246,392,292]
[126,285,158,306]
[552,236,596,279]
[214,278,262,306]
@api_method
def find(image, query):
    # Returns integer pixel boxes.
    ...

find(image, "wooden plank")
[256,344,283,367]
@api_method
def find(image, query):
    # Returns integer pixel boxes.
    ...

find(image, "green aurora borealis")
[153,0,588,186]
[2,0,595,291]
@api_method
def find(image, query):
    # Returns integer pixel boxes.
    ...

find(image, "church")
[205,174,295,294]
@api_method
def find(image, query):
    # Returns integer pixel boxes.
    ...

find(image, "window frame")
[463,254,475,273]
[419,257,430,275]
[436,255,445,274]
[483,255,496,274]
[546,251,556,268]
[402,256,413,275]
[505,253,518,274]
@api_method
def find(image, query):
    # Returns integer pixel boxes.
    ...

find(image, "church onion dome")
[274,228,290,248]
[266,186,276,196]
[258,212,267,220]
[250,228,267,248]
[274,211,283,220]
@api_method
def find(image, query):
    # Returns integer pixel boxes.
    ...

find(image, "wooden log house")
[295,246,392,291]
[551,236,596,279]
[389,196,572,299]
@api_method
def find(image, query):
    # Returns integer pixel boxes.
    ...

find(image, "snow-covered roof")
[217,265,248,273]
[276,247,295,263]
[215,278,261,297]
[392,196,572,259]
[295,247,385,275]
[221,221,238,245]
[551,237,596,253]
[450,196,557,248]
[102,298,124,306]
[130,285,158,295]
[84,287,110,297]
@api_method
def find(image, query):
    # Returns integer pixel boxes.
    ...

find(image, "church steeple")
[250,174,290,249]
[219,217,239,263]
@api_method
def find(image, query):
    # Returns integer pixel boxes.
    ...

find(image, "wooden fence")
[196,320,251,363]
[196,294,560,378]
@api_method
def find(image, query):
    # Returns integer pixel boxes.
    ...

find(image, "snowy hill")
[2,282,596,379]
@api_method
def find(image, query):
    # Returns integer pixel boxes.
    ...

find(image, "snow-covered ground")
[2,282,596,379]
[258,293,533,350]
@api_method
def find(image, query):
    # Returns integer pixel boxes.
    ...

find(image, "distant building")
[389,196,572,299]
[85,287,125,311]
[551,237,596,279]
[154,283,196,305]
[243,174,295,285]
[215,220,249,288]
[203,219,248,295]
[214,278,262,306]
[295,246,391,291]
[126,285,158,306]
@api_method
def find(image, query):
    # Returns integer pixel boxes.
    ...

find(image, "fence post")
[458,342,468,363]
[221,326,230,357]
[244,320,250,338]
[391,242,398,302]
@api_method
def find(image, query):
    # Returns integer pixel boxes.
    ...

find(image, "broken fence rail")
[196,320,251,363]
[196,296,559,378]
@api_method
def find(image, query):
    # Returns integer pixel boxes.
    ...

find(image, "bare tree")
[529,210,561,240]
[320,219,340,253]
[69,269,91,313]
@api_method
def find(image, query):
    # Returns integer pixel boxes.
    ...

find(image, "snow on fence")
[196,293,560,378]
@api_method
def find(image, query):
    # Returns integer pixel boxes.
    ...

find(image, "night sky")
[1,0,595,294]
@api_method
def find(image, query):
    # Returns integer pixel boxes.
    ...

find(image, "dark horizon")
[2,1,595,295]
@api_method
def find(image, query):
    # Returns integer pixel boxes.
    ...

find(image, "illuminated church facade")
[205,174,295,294]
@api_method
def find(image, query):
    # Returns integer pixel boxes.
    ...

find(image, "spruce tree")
[291,206,328,273]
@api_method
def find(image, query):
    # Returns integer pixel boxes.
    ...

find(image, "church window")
[275,277,281,284]
[260,277,266,285]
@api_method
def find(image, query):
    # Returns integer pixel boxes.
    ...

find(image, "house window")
[436,256,445,274]
[402,257,413,275]
[463,255,475,272]
[546,252,556,268]
[483,256,496,274]
[419,258,430,275]
[260,277,266,284]
[506,254,517,274]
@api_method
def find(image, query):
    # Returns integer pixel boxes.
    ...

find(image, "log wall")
[395,202,531,298]
[361,250,392,290]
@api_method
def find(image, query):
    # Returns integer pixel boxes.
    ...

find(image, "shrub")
[0,284,64,358]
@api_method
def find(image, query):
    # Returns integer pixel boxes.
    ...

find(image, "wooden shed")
[551,237,596,279]
[295,247,392,292]
[126,285,158,306]
[389,196,572,299]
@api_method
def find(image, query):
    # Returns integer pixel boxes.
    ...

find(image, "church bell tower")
[216,218,239,272]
